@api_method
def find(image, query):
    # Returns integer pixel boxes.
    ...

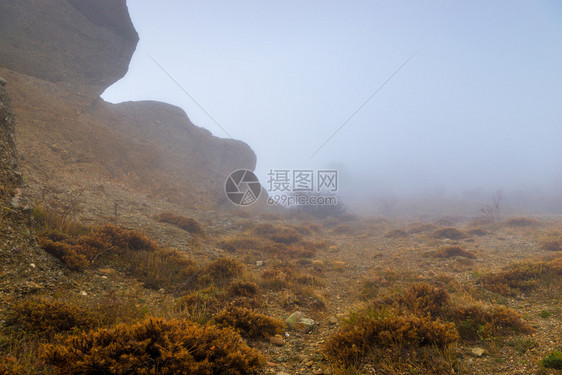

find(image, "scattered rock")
[285,311,315,333]
[30,263,36,268]
[0,77,6,87]
[80,290,88,296]
[256,260,264,267]
[471,347,486,357]
[269,334,285,346]
[328,316,338,325]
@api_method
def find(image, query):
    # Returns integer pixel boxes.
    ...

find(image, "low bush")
[384,228,409,238]
[503,217,541,227]
[43,318,265,374]
[200,257,245,286]
[37,224,158,271]
[432,246,476,259]
[432,227,467,240]
[213,306,285,340]
[3,298,98,339]
[448,304,531,340]
[156,212,205,236]
[323,309,458,372]
[479,257,562,296]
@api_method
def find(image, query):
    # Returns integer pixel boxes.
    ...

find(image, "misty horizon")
[102,1,562,212]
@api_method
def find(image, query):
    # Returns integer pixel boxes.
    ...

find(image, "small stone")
[285,311,315,333]
[0,77,6,87]
[30,263,36,268]
[101,275,108,279]
[80,291,88,296]
[256,260,264,267]
[158,288,165,293]
[269,335,285,346]
[471,347,486,357]
[328,316,338,325]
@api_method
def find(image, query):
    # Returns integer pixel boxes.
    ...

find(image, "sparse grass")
[432,227,468,240]
[156,212,205,236]
[541,350,562,369]
[125,248,199,292]
[217,223,329,261]
[43,317,265,374]
[213,306,285,340]
[32,205,90,236]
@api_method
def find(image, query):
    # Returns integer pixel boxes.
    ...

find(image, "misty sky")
[102,1,562,198]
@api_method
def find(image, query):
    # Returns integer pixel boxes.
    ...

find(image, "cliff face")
[0,0,256,208]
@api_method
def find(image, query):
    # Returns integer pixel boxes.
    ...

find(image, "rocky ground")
[4,170,560,374]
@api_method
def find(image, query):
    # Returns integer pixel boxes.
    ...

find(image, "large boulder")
[0,0,138,97]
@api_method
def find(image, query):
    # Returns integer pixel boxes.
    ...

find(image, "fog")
[103,1,562,214]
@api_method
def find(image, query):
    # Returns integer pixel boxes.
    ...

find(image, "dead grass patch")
[155,212,205,236]
[432,227,468,240]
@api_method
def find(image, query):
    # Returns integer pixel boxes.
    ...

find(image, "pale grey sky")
[103,1,562,199]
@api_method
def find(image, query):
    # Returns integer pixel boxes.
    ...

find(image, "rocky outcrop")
[0,0,257,209]
[0,0,138,97]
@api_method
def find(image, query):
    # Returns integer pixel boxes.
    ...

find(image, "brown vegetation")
[479,256,562,296]
[432,246,476,259]
[3,298,97,339]
[43,318,265,374]
[156,212,205,236]
[213,306,285,339]
[432,227,468,240]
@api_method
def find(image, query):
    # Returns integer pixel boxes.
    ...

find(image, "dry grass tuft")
[479,256,562,296]
[448,303,531,340]
[323,309,458,373]
[156,212,205,236]
[384,228,409,238]
[3,298,98,339]
[43,317,265,374]
[432,246,476,259]
[503,217,541,227]
[213,306,285,339]
[432,227,468,240]
[466,228,488,236]
[200,257,245,286]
